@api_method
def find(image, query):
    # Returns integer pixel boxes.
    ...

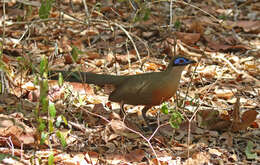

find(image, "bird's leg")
[119,101,126,121]
[142,106,152,127]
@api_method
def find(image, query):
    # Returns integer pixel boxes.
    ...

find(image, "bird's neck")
[164,65,186,81]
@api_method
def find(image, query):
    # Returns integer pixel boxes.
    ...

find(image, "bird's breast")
[150,81,179,105]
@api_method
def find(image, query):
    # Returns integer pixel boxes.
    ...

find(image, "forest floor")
[0,0,259,164]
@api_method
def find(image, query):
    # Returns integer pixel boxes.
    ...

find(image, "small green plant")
[58,72,63,87]
[174,20,181,29]
[35,56,68,149]
[218,15,227,20]
[0,46,7,93]
[0,153,18,162]
[48,153,54,165]
[56,131,67,149]
[39,0,54,19]
[71,46,83,63]
[35,56,49,145]
[245,141,257,160]
[161,103,184,129]
[127,0,151,22]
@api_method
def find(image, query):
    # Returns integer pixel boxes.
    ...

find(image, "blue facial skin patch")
[174,57,190,65]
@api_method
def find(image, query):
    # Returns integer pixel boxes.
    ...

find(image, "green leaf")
[0,153,9,161]
[48,120,54,133]
[40,79,49,98]
[39,0,53,19]
[161,104,169,114]
[174,20,181,29]
[169,111,183,129]
[41,96,49,112]
[56,131,67,148]
[34,76,39,85]
[25,5,33,18]
[245,141,257,160]
[143,8,150,21]
[0,153,18,161]
[62,115,68,125]
[218,15,227,20]
[38,118,46,132]
[78,94,84,105]
[58,72,63,87]
[117,0,127,2]
[71,46,82,63]
[40,131,48,145]
[49,102,56,118]
[16,56,23,61]
[56,115,68,127]
[40,56,48,77]
[40,79,49,112]
[48,153,54,165]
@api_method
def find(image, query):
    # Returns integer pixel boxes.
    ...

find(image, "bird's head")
[171,56,196,66]
[166,56,196,71]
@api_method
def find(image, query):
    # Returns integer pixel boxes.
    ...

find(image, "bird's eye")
[179,59,185,63]
[174,58,187,65]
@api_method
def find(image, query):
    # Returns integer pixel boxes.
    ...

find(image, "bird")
[49,56,196,126]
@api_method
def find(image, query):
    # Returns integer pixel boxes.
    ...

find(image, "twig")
[0,136,15,156]
[13,25,30,48]
[80,107,110,123]
[170,0,173,25]
[174,0,221,24]
[82,0,90,18]
[112,22,142,64]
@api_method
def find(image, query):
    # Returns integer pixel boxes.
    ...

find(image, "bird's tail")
[49,71,126,86]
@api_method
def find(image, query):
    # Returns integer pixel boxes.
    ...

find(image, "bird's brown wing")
[109,72,164,105]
